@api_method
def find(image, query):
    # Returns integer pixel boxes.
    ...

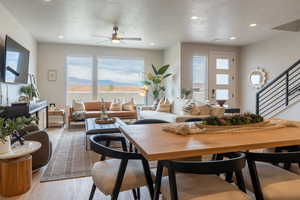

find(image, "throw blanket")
[162,118,300,136]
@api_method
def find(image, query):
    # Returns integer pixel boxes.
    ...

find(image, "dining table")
[120,123,300,161]
[120,122,300,199]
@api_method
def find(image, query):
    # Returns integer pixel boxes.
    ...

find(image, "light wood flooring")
[1,127,151,200]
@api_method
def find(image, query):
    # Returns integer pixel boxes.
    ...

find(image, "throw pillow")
[122,99,135,111]
[198,104,211,115]
[72,111,85,121]
[182,101,195,115]
[210,106,225,117]
[110,99,122,111]
[156,98,171,113]
[72,100,85,112]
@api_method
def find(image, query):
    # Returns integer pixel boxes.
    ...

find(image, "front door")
[209,52,237,108]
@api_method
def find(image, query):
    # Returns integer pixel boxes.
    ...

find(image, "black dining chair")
[88,134,154,200]
[154,153,250,200]
[245,151,300,200]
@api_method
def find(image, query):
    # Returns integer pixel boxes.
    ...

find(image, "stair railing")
[256,59,300,117]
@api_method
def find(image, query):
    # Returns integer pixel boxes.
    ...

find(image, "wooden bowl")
[95,118,116,124]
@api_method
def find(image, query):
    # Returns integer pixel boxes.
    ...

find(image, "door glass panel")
[216,74,229,85]
[192,56,207,101]
[216,58,229,70]
[216,89,229,100]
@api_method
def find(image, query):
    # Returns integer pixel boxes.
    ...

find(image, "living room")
[1,0,300,200]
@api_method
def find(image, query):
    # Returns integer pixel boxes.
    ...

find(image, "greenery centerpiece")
[181,88,192,99]
[144,64,172,101]
[201,113,264,126]
[0,116,35,154]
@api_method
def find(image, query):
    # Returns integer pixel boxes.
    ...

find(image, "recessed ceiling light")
[249,23,257,27]
[150,42,155,46]
[229,36,236,40]
[190,16,199,20]
[58,35,64,39]
[44,0,52,2]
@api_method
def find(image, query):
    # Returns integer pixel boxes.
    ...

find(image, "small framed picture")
[48,70,57,81]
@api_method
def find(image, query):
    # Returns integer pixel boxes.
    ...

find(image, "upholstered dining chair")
[89,135,154,200]
[154,153,251,200]
[244,151,300,200]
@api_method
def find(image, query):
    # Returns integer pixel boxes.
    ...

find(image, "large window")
[66,56,145,105]
[97,58,144,104]
[192,56,207,102]
[66,56,93,105]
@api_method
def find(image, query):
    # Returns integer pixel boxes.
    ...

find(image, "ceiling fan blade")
[119,37,142,41]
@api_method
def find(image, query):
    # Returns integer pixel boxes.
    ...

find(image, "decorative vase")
[0,136,11,154]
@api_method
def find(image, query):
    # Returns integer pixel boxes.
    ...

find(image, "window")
[216,74,229,85]
[216,58,229,70]
[66,56,93,105]
[216,89,229,100]
[192,56,207,102]
[66,56,145,105]
[97,58,145,104]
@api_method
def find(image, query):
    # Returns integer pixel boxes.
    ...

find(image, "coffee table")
[85,118,126,150]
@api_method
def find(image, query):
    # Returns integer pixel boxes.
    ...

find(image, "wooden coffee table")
[85,118,126,150]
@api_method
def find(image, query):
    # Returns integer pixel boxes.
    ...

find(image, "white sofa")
[139,99,223,123]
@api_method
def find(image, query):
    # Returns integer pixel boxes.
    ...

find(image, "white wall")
[0,3,37,104]
[164,43,181,101]
[37,42,163,108]
[240,32,300,113]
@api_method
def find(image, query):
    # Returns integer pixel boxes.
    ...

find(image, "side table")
[0,141,41,197]
[48,109,65,127]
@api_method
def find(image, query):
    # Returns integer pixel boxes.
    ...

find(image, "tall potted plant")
[144,64,172,101]
[0,117,35,154]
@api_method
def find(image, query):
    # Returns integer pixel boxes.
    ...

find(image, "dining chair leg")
[111,159,128,200]
[235,170,246,193]
[154,162,164,200]
[101,140,111,161]
[137,188,141,200]
[247,159,264,200]
[89,184,96,200]
[132,189,138,200]
[142,159,154,199]
[283,162,291,170]
[168,167,178,200]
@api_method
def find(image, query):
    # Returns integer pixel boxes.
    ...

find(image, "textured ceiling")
[1,0,300,49]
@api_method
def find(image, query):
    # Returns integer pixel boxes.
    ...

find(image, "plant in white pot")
[0,117,35,154]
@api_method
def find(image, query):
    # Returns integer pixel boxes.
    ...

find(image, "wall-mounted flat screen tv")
[3,36,30,84]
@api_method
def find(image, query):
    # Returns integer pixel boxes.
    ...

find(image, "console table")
[0,141,41,197]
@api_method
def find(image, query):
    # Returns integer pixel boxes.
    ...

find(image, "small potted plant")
[0,117,35,154]
[19,84,37,101]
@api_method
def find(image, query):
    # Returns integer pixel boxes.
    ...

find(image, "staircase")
[256,59,300,117]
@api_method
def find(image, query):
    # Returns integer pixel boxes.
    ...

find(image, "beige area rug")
[40,130,99,182]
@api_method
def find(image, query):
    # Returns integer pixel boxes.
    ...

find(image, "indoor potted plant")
[144,64,172,101]
[0,117,35,154]
[19,84,37,101]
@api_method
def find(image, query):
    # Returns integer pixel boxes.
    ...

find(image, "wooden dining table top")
[120,123,300,161]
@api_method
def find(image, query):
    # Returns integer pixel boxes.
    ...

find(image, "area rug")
[40,130,99,182]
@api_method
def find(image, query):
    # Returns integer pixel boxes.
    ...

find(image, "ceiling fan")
[94,25,142,44]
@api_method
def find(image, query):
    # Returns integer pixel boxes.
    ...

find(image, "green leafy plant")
[144,64,172,100]
[201,113,264,126]
[19,84,37,100]
[181,88,192,99]
[0,117,36,144]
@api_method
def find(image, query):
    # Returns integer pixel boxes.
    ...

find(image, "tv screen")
[3,36,30,84]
